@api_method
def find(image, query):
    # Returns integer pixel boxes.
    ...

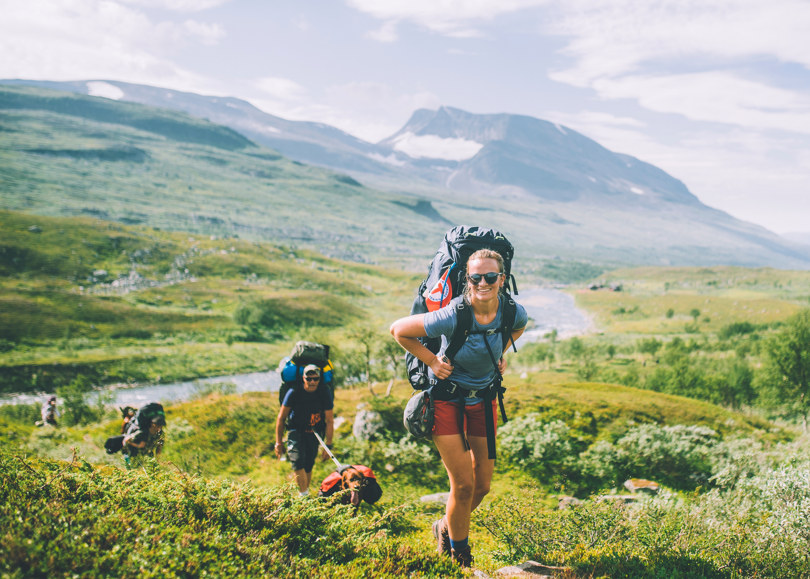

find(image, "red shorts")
[433,399,498,437]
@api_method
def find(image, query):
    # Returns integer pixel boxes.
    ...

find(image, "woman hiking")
[390,248,527,568]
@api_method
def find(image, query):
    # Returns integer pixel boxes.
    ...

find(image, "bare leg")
[433,434,476,541]
[466,435,495,511]
[293,469,310,493]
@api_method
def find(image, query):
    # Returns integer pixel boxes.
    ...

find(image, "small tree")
[378,338,404,396]
[348,326,380,396]
[762,310,810,429]
[56,375,97,426]
[637,337,662,358]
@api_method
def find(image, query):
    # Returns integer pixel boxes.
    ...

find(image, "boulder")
[352,407,384,440]
[420,492,450,504]
[494,561,571,577]
[623,478,660,494]
[557,495,583,509]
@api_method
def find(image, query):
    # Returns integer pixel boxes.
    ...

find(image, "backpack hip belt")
[431,378,507,460]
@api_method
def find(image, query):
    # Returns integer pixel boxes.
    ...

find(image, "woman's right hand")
[429,355,454,380]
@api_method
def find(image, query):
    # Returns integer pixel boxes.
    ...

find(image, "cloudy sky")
[2,0,809,235]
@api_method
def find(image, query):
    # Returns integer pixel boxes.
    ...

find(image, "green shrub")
[0,447,462,578]
[500,416,578,475]
[578,423,719,490]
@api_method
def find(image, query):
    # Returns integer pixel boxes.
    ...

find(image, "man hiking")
[275,364,335,497]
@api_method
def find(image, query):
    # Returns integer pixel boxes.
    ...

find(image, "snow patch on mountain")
[391,132,483,161]
[86,81,124,100]
[367,152,407,167]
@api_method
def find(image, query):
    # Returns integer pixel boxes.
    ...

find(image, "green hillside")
[2,374,807,578]
[0,210,416,392]
[0,84,445,271]
[3,208,810,576]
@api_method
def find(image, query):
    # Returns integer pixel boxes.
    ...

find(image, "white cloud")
[392,132,484,160]
[367,20,399,43]
[0,0,222,91]
[346,0,552,35]
[549,108,810,233]
[121,0,232,12]
[249,80,441,143]
[254,77,308,102]
[546,0,810,135]
[181,20,226,45]
[549,0,810,80]
[584,72,810,135]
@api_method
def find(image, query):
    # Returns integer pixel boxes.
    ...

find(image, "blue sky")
[2,0,809,235]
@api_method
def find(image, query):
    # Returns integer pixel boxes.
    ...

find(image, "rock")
[624,478,660,494]
[494,561,571,577]
[557,495,583,509]
[420,492,450,504]
[352,408,384,440]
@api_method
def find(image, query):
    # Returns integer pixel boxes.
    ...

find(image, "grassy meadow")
[0,209,416,393]
[3,208,810,576]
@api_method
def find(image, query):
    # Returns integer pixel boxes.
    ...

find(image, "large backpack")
[128,402,165,433]
[406,226,519,390]
[278,341,334,405]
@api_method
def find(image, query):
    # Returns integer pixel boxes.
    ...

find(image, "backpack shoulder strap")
[500,295,518,353]
[444,299,473,363]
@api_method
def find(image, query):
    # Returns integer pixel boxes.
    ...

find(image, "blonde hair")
[462,249,505,303]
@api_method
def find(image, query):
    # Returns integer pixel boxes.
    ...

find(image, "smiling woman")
[389,248,528,568]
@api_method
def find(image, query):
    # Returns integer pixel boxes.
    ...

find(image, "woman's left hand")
[498,357,507,374]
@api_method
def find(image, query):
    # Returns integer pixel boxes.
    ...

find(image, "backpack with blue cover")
[278,341,334,405]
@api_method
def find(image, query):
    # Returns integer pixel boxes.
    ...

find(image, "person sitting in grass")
[39,395,60,427]
[122,414,165,469]
[275,364,335,497]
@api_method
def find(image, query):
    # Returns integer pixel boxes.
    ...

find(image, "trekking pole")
[313,431,342,469]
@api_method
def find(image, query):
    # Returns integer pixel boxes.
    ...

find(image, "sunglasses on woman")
[467,272,502,285]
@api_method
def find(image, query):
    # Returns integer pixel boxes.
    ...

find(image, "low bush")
[0,447,462,578]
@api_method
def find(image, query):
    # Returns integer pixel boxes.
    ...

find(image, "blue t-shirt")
[423,295,527,398]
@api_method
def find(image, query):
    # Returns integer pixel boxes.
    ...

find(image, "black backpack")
[406,226,519,389]
[128,402,165,433]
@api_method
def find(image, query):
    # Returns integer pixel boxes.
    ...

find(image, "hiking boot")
[451,544,473,568]
[432,517,451,556]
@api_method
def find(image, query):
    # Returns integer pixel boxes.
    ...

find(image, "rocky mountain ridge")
[2,78,809,270]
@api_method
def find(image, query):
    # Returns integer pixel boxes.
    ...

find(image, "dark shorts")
[433,399,498,437]
[286,430,319,472]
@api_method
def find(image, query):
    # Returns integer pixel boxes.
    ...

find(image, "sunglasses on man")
[467,272,502,285]
[304,374,320,382]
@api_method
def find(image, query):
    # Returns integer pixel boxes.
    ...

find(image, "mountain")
[378,106,699,206]
[0,84,444,269]
[2,79,810,272]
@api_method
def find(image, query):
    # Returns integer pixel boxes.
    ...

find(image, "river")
[0,287,591,407]
[517,286,594,342]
